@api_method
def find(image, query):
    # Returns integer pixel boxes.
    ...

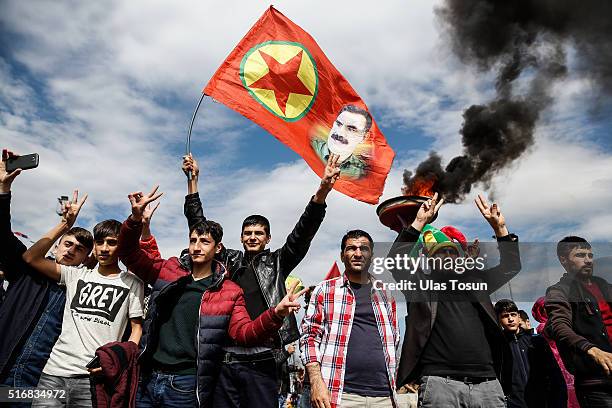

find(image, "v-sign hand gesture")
[275,279,310,317]
[321,153,341,189]
[474,194,509,237]
[142,202,161,226]
[62,189,88,228]
[411,192,444,231]
[129,185,163,222]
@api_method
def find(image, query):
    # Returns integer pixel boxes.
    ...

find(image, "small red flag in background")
[324,261,341,281]
[204,6,395,204]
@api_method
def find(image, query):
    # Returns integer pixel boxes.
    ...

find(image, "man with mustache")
[546,236,612,407]
[311,104,370,179]
[301,230,399,408]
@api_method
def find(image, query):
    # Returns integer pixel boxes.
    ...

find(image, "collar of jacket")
[243,249,271,265]
[504,328,532,341]
[555,273,608,313]
[209,259,227,288]
[163,257,227,295]
[557,272,605,289]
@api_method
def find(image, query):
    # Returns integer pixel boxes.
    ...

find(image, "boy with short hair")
[496,299,565,408]
[117,185,306,407]
[23,191,144,407]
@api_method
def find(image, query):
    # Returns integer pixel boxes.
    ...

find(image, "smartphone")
[85,355,101,369]
[6,153,39,172]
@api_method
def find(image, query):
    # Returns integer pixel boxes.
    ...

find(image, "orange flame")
[402,177,435,197]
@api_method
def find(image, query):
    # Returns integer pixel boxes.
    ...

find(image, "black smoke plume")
[404,0,612,203]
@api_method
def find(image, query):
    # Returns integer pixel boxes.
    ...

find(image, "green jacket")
[311,138,368,179]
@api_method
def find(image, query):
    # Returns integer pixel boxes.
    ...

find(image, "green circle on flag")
[240,41,318,122]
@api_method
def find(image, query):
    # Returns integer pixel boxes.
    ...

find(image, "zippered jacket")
[117,216,284,407]
[184,192,326,346]
[545,273,612,385]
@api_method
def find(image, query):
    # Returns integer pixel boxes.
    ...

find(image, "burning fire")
[402,176,435,197]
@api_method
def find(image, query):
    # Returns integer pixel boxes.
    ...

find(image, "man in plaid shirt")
[301,230,399,408]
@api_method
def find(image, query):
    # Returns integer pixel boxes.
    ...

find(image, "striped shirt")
[300,274,399,407]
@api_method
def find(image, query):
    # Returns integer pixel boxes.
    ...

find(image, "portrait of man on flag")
[310,104,373,179]
[204,6,395,204]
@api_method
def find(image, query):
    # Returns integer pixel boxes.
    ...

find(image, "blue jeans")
[31,373,92,407]
[3,285,65,389]
[136,372,197,407]
[298,385,311,408]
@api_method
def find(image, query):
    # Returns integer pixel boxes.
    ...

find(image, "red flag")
[204,6,395,204]
[324,261,341,281]
[13,231,29,239]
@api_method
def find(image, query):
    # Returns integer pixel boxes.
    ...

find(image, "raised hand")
[411,192,444,231]
[128,185,163,222]
[321,153,341,189]
[275,279,309,317]
[313,154,341,204]
[467,238,480,258]
[182,153,199,178]
[1,149,22,193]
[61,189,88,228]
[142,202,160,226]
[474,194,508,237]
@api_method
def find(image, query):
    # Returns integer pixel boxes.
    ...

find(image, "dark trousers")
[576,384,612,408]
[136,372,197,408]
[213,359,278,408]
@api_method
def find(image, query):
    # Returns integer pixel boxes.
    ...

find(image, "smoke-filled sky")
[405,0,612,202]
[2,0,612,306]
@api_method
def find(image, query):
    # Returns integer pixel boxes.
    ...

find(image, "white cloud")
[1,0,612,292]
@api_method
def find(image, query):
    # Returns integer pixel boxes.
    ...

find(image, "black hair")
[341,229,374,252]
[189,220,223,245]
[339,104,372,133]
[242,215,270,235]
[494,299,519,317]
[557,236,591,260]
[93,219,121,241]
[304,285,316,306]
[518,310,530,322]
[64,227,93,251]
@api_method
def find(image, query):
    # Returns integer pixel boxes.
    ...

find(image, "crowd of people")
[0,147,611,408]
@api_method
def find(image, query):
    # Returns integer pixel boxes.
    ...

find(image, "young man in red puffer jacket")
[117,185,306,408]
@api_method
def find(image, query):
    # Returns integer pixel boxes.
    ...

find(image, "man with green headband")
[391,193,521,408]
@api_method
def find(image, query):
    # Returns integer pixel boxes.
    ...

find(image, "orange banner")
[204,6,395,204]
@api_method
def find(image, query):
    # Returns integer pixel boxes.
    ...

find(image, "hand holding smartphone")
[5,153,39,172]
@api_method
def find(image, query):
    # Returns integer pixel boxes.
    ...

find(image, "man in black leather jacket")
[182,153,340,408]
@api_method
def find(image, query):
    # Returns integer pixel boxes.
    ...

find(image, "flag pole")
[186,93,206,180]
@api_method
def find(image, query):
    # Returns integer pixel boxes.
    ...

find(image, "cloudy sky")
[2,0,612,311]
